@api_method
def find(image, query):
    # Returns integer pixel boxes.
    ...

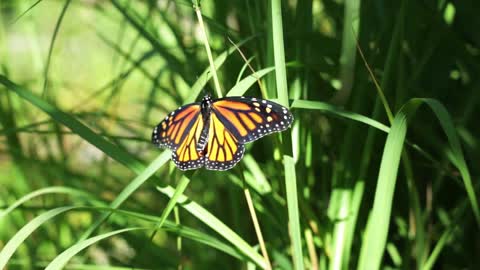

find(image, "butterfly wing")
[204,111,245,171]
[152,103,205,170]
[172,114,205,170]
[211,96,293,144]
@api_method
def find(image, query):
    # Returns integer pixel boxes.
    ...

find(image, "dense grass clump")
[1,0,479,269]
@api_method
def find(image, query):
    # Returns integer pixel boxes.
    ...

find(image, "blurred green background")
[1,0,480,269]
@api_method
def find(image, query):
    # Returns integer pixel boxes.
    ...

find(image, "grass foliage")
[1,0,480,269]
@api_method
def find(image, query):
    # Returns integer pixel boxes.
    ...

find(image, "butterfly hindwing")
[204,111,245,171]
[211,96,293,144]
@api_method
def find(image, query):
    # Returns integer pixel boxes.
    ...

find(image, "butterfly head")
[201,94,213,110]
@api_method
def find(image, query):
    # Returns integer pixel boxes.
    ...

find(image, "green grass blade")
[226,66,275,97]
[156,175,190,228]
[270,0,289,107]
[328,1,361,267]
[0,206,79,269]
[357,100,420,270]
[79,151,170,240]
[45,227,143,270]
[156,185,267,269]
[42,0,72,97]
[160,220,247,261]
[271,0,304,269]
[291,99,389,132]
[330,0,360,105]
[100,207,248,261]
[9,0,43,25]
[422,99,480,226]
[283,155,303,270]
[235,56,255,84]
[0,187,96,221]
[242,154,272,194]
[358,98,479,269]
[0,75,145,172]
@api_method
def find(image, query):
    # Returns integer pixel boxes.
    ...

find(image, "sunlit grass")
[1,0,479,269]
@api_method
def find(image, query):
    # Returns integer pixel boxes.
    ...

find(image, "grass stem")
[194,3,222,98]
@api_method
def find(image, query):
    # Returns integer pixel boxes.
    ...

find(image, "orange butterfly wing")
[152,96,294,171]
[211,97,293,144]
[152,104,205,170]
[204,111,245,171]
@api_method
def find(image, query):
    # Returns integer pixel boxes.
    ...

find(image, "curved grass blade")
[226,66,275,97]
[0,75,145,172]
[0,206,79,269]
[99,207,248,261]
[45,227,143,270]
[156,185,267,269]
[357,101,417,270]
[0,186,98,221]
[42,0,72,97]
[357,98,479,270]
[291,99,389,133]
[9,0,43,25]
[156,176,191,228]
[0,75,264,267]
[79,151,170,240]
[236,56,255,84]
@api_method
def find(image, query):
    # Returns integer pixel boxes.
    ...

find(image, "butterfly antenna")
[227,36,268,99]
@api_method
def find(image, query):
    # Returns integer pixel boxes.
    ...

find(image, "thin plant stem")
[227,37,268,98]
[175,206,183,270]
[244,188,272,270]
[305,228,318,270]
[352,26,394,122]
[42,0,72,98]
[194,3,222,98]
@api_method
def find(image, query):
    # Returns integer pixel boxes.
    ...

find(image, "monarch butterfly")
[152,95,293,171]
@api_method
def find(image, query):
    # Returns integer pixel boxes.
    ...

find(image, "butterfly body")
[197,94,213,152]
[152,95,293,171]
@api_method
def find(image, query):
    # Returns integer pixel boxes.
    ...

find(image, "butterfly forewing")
[152,103,201,150]
[211,97,293,144]
[152,103,206,170]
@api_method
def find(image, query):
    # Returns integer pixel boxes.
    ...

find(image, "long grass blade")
[156,185,267,269]
[358,98,479,270]
[270,0,304,269]
[0,206,79,269]
[45,227,143,270]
